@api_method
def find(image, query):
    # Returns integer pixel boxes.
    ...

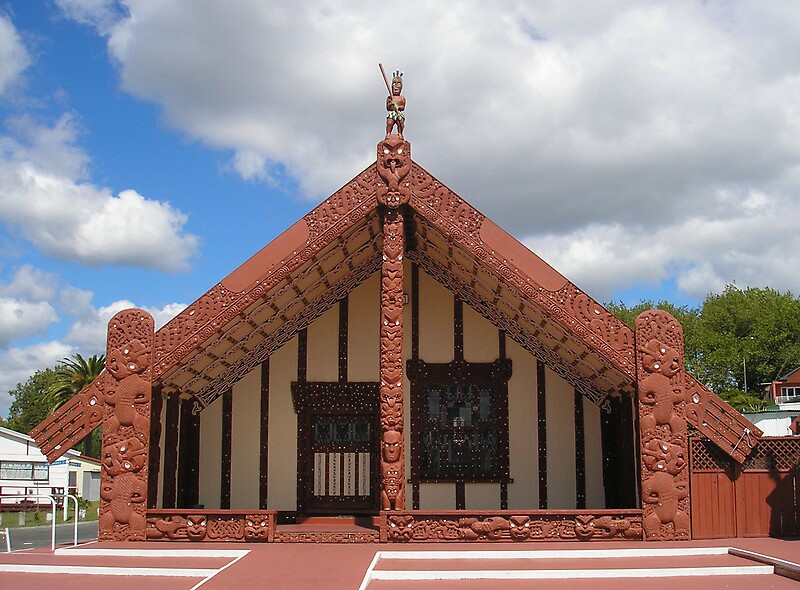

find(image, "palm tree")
[45,353,105,456]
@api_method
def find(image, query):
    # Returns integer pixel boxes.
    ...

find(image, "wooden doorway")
[304,412,377,514]
[292,382,379,516]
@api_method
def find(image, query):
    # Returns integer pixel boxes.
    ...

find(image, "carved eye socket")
[397,148,403,154]
[384,148,389,154]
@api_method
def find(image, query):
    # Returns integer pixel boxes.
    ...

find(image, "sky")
[1,1,799,416]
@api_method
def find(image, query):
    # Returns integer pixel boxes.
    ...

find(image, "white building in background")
[743,404,800,437]
[0,425,100,506]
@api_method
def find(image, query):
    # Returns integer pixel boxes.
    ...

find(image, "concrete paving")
[0,537,795,589]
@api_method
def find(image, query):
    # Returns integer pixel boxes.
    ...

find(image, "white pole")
[66,494,79,546]
[0,494,57,551]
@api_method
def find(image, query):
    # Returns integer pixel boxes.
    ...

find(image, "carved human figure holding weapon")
[380,64,405,137]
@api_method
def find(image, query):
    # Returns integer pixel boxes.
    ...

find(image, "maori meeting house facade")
[32,81,795,545]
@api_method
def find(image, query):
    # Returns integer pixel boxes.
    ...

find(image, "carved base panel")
[273,531,379,543]
[381,510,643,543]
[146,510,276,542]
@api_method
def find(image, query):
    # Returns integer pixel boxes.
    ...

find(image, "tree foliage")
[3,369,59,434]
[45,354,106,412]
[607,286,800,412]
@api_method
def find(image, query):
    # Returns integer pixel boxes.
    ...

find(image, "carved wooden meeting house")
[31,73,767,544]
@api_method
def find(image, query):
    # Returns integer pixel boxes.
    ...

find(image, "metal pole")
[66,494,79,546]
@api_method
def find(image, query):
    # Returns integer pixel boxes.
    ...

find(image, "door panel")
[305,413,376,513]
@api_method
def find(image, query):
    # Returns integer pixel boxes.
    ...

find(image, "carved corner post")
[377,134,411,510]
[99,308,154,541]
[635,310,691,540]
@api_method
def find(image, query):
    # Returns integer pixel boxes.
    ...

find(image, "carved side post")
[635,310,690,540]
[378,134,411,510]
[99,308,154,541]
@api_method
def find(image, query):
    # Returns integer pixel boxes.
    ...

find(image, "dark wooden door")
[304,411,377,514]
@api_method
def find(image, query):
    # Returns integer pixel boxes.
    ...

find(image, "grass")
[0,501,99,529]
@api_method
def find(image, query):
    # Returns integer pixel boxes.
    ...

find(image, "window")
[420,383,501,479]
[409,359,511,482]
[0,461,49,481]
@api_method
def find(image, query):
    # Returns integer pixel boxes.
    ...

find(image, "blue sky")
[1,1,799,414]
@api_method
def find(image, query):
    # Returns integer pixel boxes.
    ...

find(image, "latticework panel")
[690,438,735,472]
[742,437,800,472]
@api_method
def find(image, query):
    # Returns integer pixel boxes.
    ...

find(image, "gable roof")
[30,155,760,463]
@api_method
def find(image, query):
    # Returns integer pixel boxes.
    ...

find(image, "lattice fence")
[742,437,800,472]
[692,436,800,472]
[690,437,735,472]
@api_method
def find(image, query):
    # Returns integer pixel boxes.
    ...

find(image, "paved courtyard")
[0,537,797,589]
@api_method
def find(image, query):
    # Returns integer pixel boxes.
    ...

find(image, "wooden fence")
[690,436,800,538]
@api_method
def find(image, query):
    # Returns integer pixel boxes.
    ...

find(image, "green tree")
[45,353,105,457]
[606,286,800,412]
[694,286,800,399]
[44,354,105,411]
[4,369,58,434]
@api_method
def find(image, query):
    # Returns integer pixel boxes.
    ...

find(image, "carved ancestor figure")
[104,338,151,437]
[379,207,406,510]
[100,473,146,538]
[638,339,684,436]
[635,311,690,541]
[384,69,405,137]
[376,135,411,208]
[381,429,405,510]
[99,309,153,542]
[643,472,690,539]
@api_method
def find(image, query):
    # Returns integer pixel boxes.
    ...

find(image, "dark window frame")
[408,358,511,483]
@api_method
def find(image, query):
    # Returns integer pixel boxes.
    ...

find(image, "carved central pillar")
[378,134,411,510]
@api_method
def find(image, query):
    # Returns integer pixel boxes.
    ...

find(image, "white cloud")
[0,266,185,414]
[0,264,60,303]
[0,14,30,96]
[54,0,123,35]
[529,189,800,302]
[0,298,58,347]
[56,1,800,299]
[0,115,199,271]
[65,298,183,351]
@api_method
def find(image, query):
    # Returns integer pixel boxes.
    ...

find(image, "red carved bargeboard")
[381,510,643,542]
[146,510,276,542]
